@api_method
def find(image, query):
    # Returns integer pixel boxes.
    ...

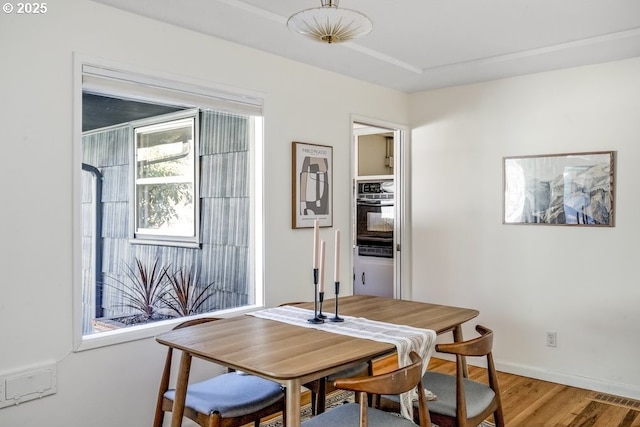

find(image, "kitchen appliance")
[354,180,394,297]
[356,180,394,258]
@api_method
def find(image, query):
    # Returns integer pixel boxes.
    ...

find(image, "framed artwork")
[503,151,614,226]
[291,141,333,229]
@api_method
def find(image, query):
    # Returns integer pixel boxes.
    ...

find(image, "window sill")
[74,304,264,352]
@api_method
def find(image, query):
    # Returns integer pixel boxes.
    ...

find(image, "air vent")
[592,393,640,410]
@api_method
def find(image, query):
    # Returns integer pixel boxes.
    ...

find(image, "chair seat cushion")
[326,362,369,381]
[424,371,496,418]
[383,371,496,419]
[164,372,284,418]
[301,402,418,427]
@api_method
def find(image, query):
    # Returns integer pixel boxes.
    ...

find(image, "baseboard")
[431,354,640,401]
[494,360,640,401]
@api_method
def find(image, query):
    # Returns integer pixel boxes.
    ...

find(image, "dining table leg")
[452,325,469,378]
[171,351,192,427]
[285,378,302,427]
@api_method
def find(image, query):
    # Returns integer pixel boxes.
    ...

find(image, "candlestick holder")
[308,268,324,324]
[318,291,327,319]
[330,281,344,322]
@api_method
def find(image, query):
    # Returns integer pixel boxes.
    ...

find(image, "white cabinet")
[353,252,394,298]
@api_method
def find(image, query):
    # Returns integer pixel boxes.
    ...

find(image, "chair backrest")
[435,324,493,357]
[432,325,502,427]
[278,301,307,306]
[334,351,432,427]
[162,317,222,368]
[434,324,497,389]
[173,316,222,330]
[161,317,222,374]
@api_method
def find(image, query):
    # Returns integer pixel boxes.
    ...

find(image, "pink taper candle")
[319,240,326,292]
[312,219,320,269]
[334,229,340,282]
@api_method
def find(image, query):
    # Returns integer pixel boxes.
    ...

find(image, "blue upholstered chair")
[153,318,286,427]
[301,351,432,427]
[379,325,505,427]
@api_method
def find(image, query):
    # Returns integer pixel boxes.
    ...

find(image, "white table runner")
[248,305,437,420]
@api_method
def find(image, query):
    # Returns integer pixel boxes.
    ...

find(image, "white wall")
[3,1,638,424]
[0,1,408,426]
[409,57,640,399]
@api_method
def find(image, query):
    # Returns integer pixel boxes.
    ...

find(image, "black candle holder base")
[318,291,327,319]
[330,281,343,322]
[308,268,324,324]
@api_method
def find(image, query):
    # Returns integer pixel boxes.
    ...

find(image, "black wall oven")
[356,181,394,258]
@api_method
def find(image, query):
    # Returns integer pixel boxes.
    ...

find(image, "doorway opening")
[352,118,408,299]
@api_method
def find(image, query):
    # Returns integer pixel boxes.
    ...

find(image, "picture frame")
[503,151,614,226]
[291,141,333,229]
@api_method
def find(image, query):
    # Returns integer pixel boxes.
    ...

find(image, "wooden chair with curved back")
[301,351,432,427]
[153,317,286,427]
[379,325,505,427]
[278,301,372,415]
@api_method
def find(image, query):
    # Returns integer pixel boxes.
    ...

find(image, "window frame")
[130,110,201,248]
[73,55,265,351]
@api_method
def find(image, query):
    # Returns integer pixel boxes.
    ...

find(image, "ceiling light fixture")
[287,0,372,44]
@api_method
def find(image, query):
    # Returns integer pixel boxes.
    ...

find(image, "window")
[74,58,264,350]
[133,112,200,246]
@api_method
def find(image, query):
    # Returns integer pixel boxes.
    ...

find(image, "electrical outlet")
[546,331,557,347]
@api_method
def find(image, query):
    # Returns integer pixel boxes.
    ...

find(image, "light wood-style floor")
[255,356,640,427]
[425,357,640,427]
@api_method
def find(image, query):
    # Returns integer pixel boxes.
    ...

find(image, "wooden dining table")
[155,295,479,427]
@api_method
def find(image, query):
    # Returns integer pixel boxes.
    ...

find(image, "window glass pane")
[77,62,263,347]
[136,183,194,235]
[135,117,196,237]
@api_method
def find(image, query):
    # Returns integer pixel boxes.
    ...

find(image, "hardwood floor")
[424,357,640,427]
[256,356,639,427]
